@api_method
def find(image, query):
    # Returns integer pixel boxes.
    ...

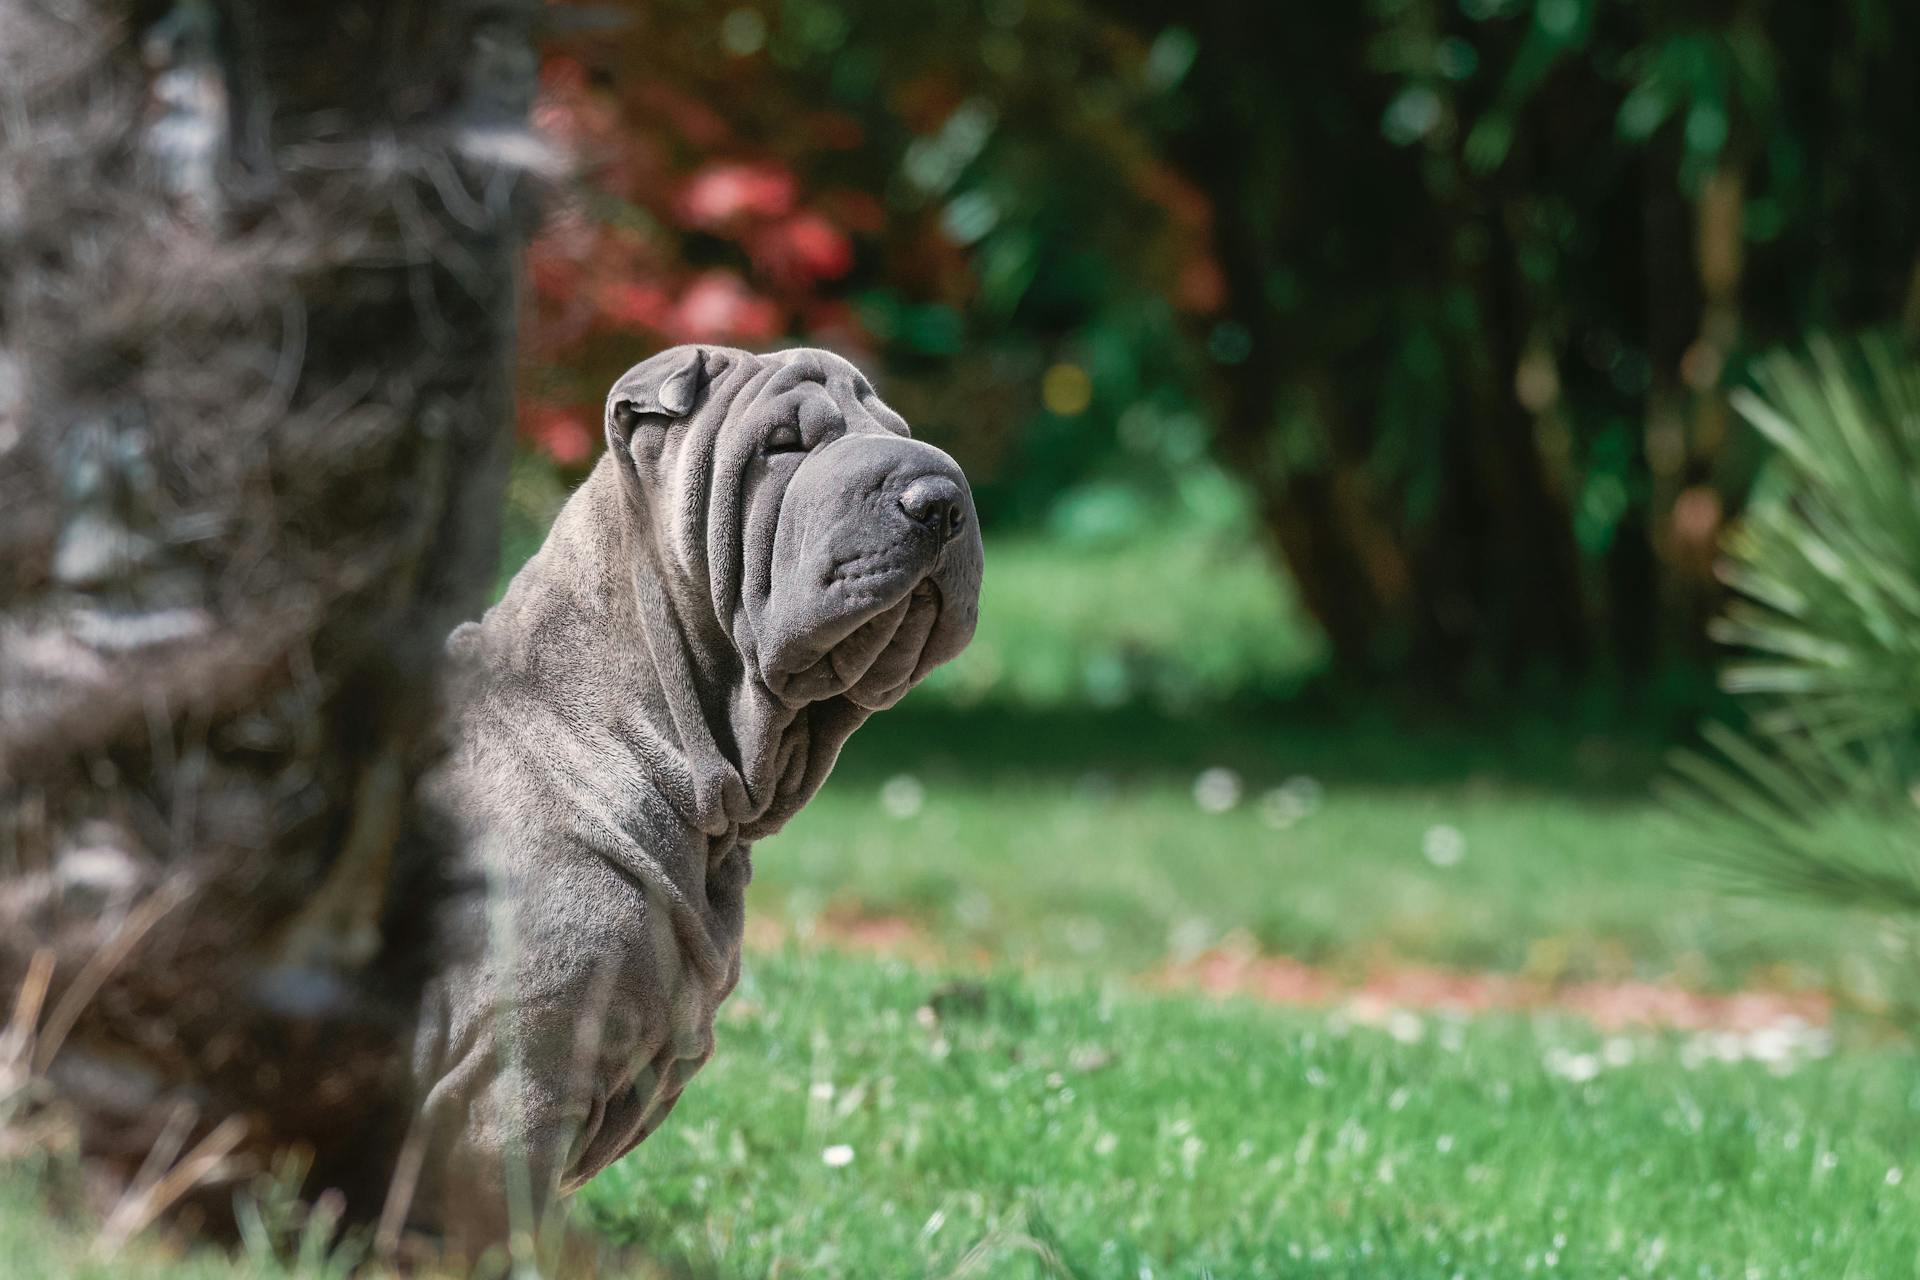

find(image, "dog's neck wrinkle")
[500,461,799,838]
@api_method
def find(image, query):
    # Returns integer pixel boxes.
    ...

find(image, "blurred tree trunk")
[0,0,539,1232]
[1132,0,1594,690]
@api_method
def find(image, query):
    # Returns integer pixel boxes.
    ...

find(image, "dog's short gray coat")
[411,345,981,1249]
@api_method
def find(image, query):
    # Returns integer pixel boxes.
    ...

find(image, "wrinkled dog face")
[605,345,982,713]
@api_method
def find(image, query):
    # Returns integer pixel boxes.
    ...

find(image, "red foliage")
[515,15,1225,471]
[517,45,885,466]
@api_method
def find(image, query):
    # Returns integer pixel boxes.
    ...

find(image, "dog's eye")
[764,425,806,455]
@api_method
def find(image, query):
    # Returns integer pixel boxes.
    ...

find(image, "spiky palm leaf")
[1671,335,1920,912]
[1716,337,1920,731]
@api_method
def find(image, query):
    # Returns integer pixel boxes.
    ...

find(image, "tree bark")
[1,0,539,1233]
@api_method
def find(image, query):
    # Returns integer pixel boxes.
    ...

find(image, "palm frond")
[1674,334,1920,915]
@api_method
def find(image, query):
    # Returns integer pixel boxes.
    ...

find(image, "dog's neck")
[472,458,864,847]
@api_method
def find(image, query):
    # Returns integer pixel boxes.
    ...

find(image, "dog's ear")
[606,346,706,457]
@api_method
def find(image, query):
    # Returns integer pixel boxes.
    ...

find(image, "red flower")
[671,271,783,342]
[675,161,798,228]
[750,211,855,284]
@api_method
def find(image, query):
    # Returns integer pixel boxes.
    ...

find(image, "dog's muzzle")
[757,434,982,711]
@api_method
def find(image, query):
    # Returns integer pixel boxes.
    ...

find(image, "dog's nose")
[898,475,966,542]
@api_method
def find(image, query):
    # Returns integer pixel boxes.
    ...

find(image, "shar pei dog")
[413,345,981,1252]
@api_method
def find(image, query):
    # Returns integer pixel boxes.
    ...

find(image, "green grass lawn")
[578,948,1920,1278]
[17,951,1916,1278]
[7,529,1916,1275]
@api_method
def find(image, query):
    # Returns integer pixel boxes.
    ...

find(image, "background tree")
[1108,0,1920,688]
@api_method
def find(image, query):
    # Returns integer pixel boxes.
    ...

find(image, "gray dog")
[410,345,981,1253]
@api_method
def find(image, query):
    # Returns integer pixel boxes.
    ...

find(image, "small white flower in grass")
[821,1143,855,1168]
[880,774,925,819]
[1258,775,1323,829]
[1435,1134,1454,1154]
[1422,823,1466,868]
[1387,1011,1425,1044]
[1601,1037,1635,1068]
[808,1081,835,1102]
[1094,1132,1118,1156]
[1282,774,1323,813]
[1193,767,1242,813]
[1543,1048,1601,1083]
[1889,1167,1905,1186]
[1746,1026,1795,1065]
